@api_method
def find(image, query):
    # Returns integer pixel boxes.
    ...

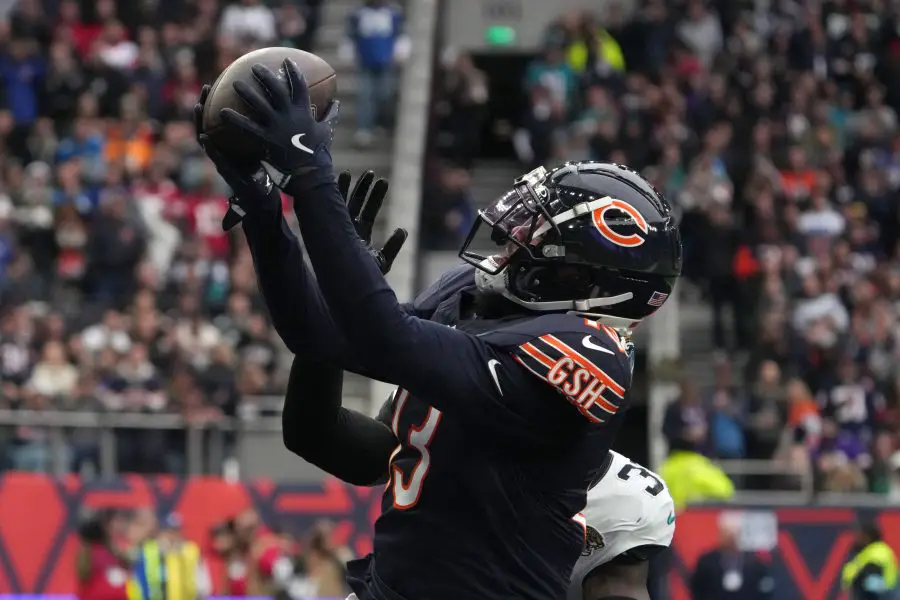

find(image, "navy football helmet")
[459,161,682,329]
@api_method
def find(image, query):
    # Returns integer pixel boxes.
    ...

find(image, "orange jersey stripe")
[539,335,626,398]
[519,342,555,368]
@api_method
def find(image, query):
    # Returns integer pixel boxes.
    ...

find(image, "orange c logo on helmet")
[592,199,649,248]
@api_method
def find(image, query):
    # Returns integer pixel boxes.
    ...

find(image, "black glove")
[339,170,408,275]
[220,59,339,192]
[193,84,282,232]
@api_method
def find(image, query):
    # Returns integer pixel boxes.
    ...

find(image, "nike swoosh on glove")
[339,170,408,275]
[219,58,339,193]
[193,84,281,231]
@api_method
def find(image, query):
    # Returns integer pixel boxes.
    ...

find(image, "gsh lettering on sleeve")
[513,334,625,423]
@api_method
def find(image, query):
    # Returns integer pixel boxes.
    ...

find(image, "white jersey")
[567,451,676,600]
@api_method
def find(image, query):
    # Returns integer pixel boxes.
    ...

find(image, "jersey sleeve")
[241,208,342,358]
[572,457,675,587]
[241,204,416,375]
[509,320,632,424]
[281,356,396,486]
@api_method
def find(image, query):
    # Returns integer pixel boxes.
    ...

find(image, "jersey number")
[617,463,664,497]
[389,389,443,510]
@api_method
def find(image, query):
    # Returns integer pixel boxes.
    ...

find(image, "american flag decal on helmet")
[647,292,668,307]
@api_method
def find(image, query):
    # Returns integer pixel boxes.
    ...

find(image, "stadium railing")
[0,406,295,479]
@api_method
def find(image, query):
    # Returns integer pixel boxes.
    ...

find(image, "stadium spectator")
[340,0,409,148]
[420,164,475,251]
[298,522,349,599]
[663,379,708,453]
[128,513,211,600]
[77,509,130,600]
[690,512,774,600]
[436,49,488,169]
[218,0,277,46]
[841,521,899,600]
[660,444,734,512]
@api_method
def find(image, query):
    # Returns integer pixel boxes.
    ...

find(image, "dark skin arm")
[582,560,650,600]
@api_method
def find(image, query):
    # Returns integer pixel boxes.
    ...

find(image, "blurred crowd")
[77,505,350,600]
[500,0,900,498]
[421,51,484,251]
[0,0,335,473]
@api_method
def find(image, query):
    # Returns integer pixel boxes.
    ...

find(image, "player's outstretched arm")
[242,210,346,357]
[283,355,396,486]
[216,61,538,425]
[243,172,408,372]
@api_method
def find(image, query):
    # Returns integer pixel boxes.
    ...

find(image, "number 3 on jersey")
[389,389,443,509]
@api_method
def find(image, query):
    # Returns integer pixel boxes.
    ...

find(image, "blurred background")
[0,0,899,598]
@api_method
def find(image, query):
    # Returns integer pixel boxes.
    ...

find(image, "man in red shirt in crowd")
[76,509,130,600]
[234,508,294,597]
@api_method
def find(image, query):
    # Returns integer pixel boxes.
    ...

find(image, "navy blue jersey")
[345,266,634,600]
[245,180,635,600]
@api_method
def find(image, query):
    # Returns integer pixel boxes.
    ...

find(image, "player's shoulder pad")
[409,264,475,319]
[585,452,674,541]
[480,314,633,424]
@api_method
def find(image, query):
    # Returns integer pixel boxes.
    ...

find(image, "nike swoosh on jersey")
[487,359,503,395]
[291,133,315,154]
[667,512,675,525]
[582,335,615,355]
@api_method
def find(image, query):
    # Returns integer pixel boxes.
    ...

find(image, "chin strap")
[475,261,642,330]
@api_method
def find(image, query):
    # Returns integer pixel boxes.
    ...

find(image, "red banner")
[2,473,899,598]
[669,506,900,600]
[0,473,380,594]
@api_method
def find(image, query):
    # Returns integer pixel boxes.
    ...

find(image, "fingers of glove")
[348,171,375,220]
[251,63,290,111]
[194,85,210,143]
[198,134,228,165]
[232,80,277,122]
[283,59,311,109]
[199,133,252,187]
[358,177,389,229]
[320,99,340,122]
[220,108,269,141]
[378,228,409,274]
[222,204,245,232]
[193,103,204,144]
[338,171,352,203]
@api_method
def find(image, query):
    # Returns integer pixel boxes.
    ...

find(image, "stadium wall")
[0,474,379,594]
[1,474,897,597]
[670,506,900,600]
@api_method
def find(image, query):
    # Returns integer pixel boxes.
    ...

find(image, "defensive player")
[194,59,682,600]
[571,451,675,600]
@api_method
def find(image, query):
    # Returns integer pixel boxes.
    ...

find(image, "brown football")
[201,47,337,163]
